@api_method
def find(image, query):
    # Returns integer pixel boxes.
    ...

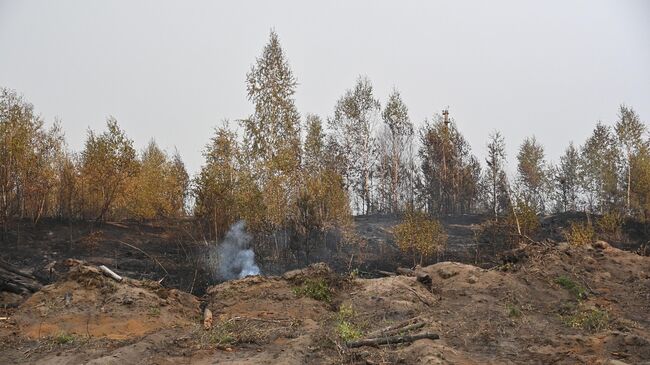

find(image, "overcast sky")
[1,1,649,175]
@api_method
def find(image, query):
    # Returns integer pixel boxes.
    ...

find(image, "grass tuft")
[54,332,75,345]
[564,307,609,332]
[555,275,587,299]
[506,303,522,318]
[335,304,362,341]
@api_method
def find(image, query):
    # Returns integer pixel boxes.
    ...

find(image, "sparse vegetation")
[148,305,161,317]
[393,210,447,265]
[53,332,75,345]
[1,7,650,365]
[597,211,623,239]
[564,307,609,332]
[555,276,587,299]
[506,303,522,318]
[335,304,362,342]
[506,199,540,241]
[206,320,236,346]
[292,279,332,302]
[565,221,595,246]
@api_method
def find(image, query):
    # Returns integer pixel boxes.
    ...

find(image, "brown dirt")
[1,241,647,364]
[12,261,200,340]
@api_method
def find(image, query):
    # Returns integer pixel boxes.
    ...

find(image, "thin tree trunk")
[627,162,631,215]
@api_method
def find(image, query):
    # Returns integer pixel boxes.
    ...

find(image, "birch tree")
[516,136,548,213]
[483,131,508,220]
[379,89,413,213]
[580,123,619,213]
[330,76,380,214]
[615,105,646,215]
[554,142,581,212]
[80,117,138,222]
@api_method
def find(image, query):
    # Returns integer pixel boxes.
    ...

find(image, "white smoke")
[213,221,261,280]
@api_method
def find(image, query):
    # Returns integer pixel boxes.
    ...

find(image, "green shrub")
[564,221,595,246]
[293,279,331,302]
[336,320,362,342]
[506,303,522,318]
[54,332,75,345]
[335,304,361,341]
[555,276,587,299]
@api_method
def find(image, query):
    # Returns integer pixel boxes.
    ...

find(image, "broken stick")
[346,332,439,348]
[382,322,425,337]
[366,317,421,337]
[376,270,396,277]
[99,265,123,282]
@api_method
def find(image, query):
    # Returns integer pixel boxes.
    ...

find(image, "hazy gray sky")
[1,1,649,175]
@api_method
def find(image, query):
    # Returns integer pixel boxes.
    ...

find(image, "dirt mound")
[2,244,649,364]
[198,268,335,364]
[13,262,200,340]
[324,242,649,364]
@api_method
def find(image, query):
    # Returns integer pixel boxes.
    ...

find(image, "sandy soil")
[0,239,648,364]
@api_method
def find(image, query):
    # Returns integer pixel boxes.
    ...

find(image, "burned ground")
[0,215,648,364]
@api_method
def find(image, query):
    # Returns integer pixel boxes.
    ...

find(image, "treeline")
[0,88,189,231]
[1,31,649,245]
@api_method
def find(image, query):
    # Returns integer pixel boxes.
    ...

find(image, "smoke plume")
[210,221,261,280]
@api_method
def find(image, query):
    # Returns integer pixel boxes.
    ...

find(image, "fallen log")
[346,332,439,348]
[0,261,42,294]
[376,270,396,277]
[0,261,38,280]
[99,265,123,282]
[395,267,432,289]
[396,267,415,276]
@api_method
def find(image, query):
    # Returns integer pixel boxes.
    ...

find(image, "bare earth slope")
[1,240,648,364]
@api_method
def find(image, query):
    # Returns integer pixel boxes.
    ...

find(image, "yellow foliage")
[506,199,539,242]
[597,211,622,238]
[393,211,446,265]
[565,221,595,246]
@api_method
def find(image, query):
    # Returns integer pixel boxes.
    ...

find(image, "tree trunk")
[627,162,631,215]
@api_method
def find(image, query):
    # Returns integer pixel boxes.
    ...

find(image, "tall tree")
[303,114,326,173]
[242,30,301,176]
[80,117,138,221]
[630,144,650,223]
[615,105,647,215]
[516,136,548,213]
[0,88,64,230]
[580,123,620,213]
[193,124,241,239]
[379,89,413,213]
[483,131,508,220]
[124,141,188,220]
[419,113,481,215]
[242,30,302,237]
[56,151,78,220]
[297,115,352,256]
[168,150,189,216]
[330,76,380,214]
[554,142,581,212]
